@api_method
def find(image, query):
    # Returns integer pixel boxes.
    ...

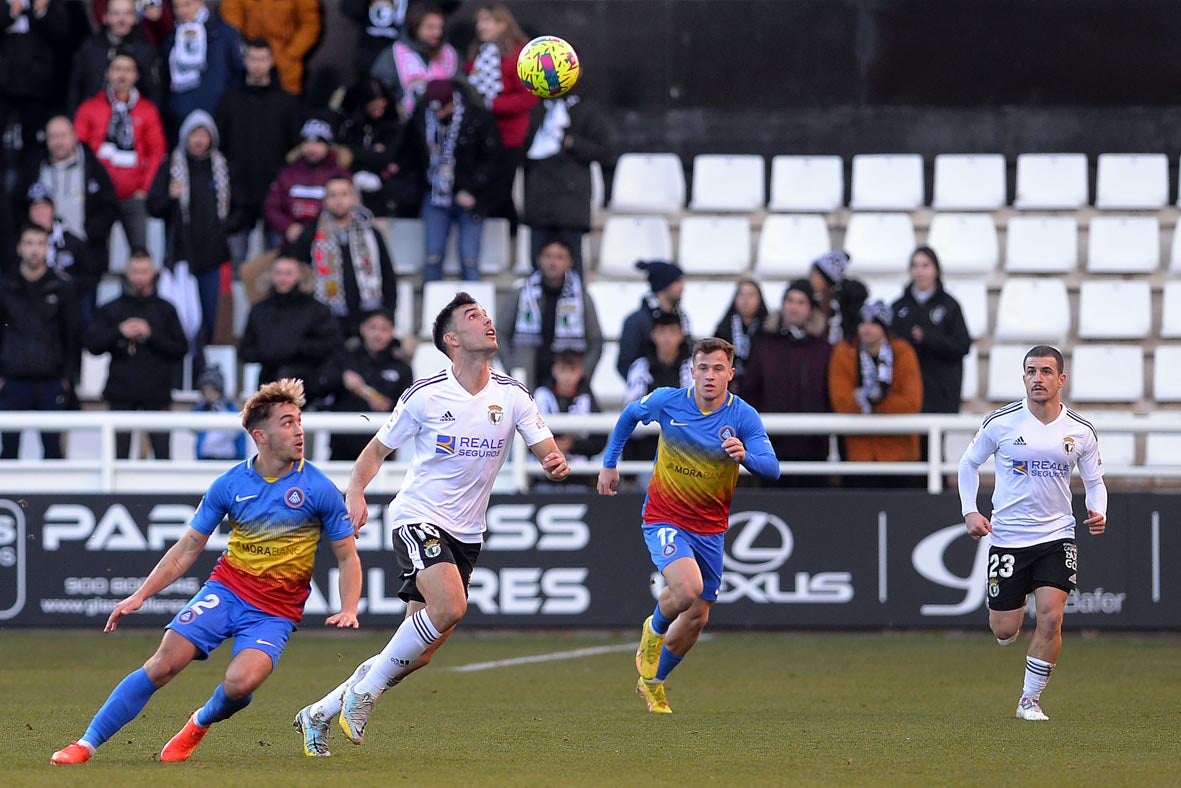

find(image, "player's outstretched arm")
[529,437,571,481]
[346,437,395,531]
[326,536,362,628]
[105,527,210,632]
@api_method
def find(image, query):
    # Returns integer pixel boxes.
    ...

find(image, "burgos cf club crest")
[1062,436,1075,454]
[488,405,504,424]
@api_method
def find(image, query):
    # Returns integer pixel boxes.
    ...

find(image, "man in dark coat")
[238,254,340,393]
[521,92,612,276]
[86,248,188,458]
[67,0,162,112]
[616,260,691,380]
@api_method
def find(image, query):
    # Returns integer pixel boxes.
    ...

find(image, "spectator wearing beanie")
[263,118,351,246]
[616,259,691,380]
[809,249,868,344]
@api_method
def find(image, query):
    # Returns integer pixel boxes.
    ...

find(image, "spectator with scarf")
[24,183,97,323]
[465,2,537,233]
[521,89,613,276]
[622,310,694,464]
[617,259,691,380]
[75,49,167,251]
[263,118,351,246]
[338,78,404,218]
[147,109,234,348]
[712,276,768,394]
[809,249,872,344]
[68,0,162,113]
[498,236,601,389]
[291,175,398,340]
[163,0,243,129]
[533,350,606,487]
[829,299,923,466]
[392,77,501,281]
[371,1,458,118]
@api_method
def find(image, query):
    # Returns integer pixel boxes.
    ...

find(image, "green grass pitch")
[2,630,1179,787]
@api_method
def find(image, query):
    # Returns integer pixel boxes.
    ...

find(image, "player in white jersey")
[293,291,571,755]
[958,345,1107,722]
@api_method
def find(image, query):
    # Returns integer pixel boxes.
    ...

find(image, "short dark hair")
[18,222,49,240]
[651,310,683,329]
[325,174,355,191]
[108,48,138,68]
[692,337,735,365]
[243,37,271,51]
[128,246,152,260]
[432,291,478,355]
[552,350,584,368]
[1024,345,1065,374]
[537,235,575,258]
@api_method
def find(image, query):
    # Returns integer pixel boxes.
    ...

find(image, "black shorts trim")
[391,523,482,604]
[986,539,1078,611]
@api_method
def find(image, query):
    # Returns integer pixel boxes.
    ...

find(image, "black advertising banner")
[0,493,1176,629]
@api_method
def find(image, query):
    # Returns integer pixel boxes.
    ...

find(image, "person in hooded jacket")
[148,109,235,347]
[890,245,972,415]
[339,78,404,218]
[86,248,187,459]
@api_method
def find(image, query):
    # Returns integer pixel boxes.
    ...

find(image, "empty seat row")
[984,344,1181,404]
[599,212,1181,278]
[607,152,1179,214]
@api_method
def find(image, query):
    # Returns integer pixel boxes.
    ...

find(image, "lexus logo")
[723,511,793,574]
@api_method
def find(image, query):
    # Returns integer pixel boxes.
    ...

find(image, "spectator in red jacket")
[465,2,537,233]
[74,50,167,251]
[262,118,351,246]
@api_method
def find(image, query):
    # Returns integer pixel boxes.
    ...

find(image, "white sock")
[1022,656,1054,700]
[75,740,97,753]
[353,610,441,697]
[308,656,381,719]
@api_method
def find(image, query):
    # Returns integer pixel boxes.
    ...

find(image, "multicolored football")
[516,35,581,99]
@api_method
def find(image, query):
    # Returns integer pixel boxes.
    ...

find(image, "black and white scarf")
[425,93,465,207]
[727,313,756,363]
[310,210,384,317]
[526,97,574,160]
[643,292,692,338]
[469,42,503,106]
[513,270,587,351]
[169,6,209,93]
[106,87,139,151]
[169,144,231,224]
[855,340,894,414]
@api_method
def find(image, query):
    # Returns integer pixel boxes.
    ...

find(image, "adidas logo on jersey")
[1014,436,1027,446]
[441,411,456,422]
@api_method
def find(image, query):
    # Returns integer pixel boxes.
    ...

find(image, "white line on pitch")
[449,643,636,672]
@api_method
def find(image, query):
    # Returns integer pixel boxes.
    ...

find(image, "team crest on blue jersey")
[178,609,196,624]
[436,435,456,455]
[285,487,305,508]
[718,425,736,441]
[488,405,504,424]
[1062,436,1075,454]
[1012,460,1029,476]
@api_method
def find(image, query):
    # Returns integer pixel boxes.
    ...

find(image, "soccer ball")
[516,36,581,99]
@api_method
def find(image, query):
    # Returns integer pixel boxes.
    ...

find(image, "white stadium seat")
[932,154,1007,210]
[926,213,999,275]
[994,278,1070,342]
[395,280,416,339]
[419,280,496,339]
[681,280,742,337]
[986,345,1030,402]
[1162,281,1181,338]
[850,154,924,210]
[1014,153,1088,209]
[842,213,916,274]
[1085,215,1160,274]
[590,341,626,408]
[961,345,979,401]
[1095,153,1168,209]
[587,279,649,341]
[202,345,239,399]
[1069,345,1144,403]
[241,363,261,398]
[689,154,766,211]
[943,278,989,339]
[96,276,122,306]
[608,153,685,213]
[677,215,752,275]
[385,218,424,276]
[475,217,511,275]
[1094,411,1136,467]
[412,342,451,381]
[755,214,831,278]
[862,277,906,304]
[1153,346,1181,402]
[1077,279,1151,340]
[597,215,673,277]
[1004,216,1078,273]
[1146,433,1181,467]
[768,155,844,212]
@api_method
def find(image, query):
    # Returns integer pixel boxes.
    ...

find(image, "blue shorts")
[166,581,295,668]
[642,524,725,602]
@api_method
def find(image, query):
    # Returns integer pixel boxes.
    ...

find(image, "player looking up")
[294,291,570,755]
[959,344,1107,721]
[51,379,362,765]
[597,337,780,713]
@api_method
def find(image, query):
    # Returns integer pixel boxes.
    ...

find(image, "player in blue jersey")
[597,337,780,713]
[51,379,362,765]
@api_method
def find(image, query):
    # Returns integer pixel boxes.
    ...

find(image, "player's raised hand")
[104,595,144,632]
[541,450,570,481]
[1084,509,1106,535]
[965,512,992,540]
[597,467,620,496]
[722,436,746,463]
[345,488,369,534]
[326,611,360,629]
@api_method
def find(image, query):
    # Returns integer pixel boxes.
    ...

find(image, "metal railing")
[1,411,1179,494]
